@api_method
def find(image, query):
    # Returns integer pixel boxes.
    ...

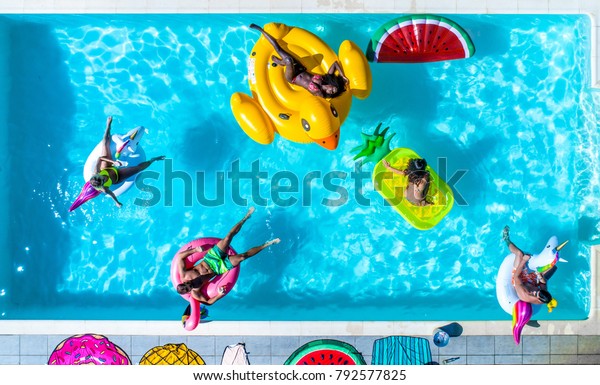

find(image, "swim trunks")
[512,262,542,289]
[201,245,234,275]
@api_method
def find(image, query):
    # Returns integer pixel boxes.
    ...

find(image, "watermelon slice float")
[284,339,366,365]
[366,14,475,63]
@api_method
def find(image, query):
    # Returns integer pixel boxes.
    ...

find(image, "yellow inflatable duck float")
[231,22,372,150]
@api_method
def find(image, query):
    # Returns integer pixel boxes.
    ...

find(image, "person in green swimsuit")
[176,207,280,305]
[88,116,165,207]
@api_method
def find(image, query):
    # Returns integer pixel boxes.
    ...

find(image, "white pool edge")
[1,0,599,88]
[0,14,10,293]
[0,0,598,337]
[0,222,596,337]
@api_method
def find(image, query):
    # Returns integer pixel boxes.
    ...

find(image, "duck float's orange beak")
[314,130,340,150]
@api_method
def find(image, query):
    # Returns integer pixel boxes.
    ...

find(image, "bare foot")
[271,55,284,65]
[243,207,255,221]
[502,226,510,243]
[264,238,280,247]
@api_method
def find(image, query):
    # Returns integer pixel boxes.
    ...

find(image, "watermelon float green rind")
[366,14,476,63]
[284,339,366,365]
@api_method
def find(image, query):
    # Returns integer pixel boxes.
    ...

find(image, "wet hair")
[89,175,103,187]
[408,158,428,172]
[177,276,204,295]
[538,289,553,304]
[190,276,204,289]
[404,158,431,204]
[177,282,191,295]
[321,74,346,98]
[406,158,430,186]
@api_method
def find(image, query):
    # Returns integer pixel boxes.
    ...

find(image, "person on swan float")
[503,226,557,310]
[88,116,165,207]
[176,207,280,305]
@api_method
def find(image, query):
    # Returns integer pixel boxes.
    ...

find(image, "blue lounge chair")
[371,336,433,365]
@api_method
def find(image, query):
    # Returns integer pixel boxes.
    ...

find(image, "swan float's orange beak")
[314,130,340,150]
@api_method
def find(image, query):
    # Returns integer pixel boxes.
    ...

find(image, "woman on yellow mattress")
[88,116,165,207]
[382,158,432,206]
[249,23,349,99]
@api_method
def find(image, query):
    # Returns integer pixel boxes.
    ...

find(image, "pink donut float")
[48,334,131,365]
[170,237,240,331]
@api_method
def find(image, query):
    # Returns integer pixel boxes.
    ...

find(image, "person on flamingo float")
[176,207,280,305]
[88,116,165,207]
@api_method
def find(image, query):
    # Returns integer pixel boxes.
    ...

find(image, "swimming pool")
[0,13,595,323]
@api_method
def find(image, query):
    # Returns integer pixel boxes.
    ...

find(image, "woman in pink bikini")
[250,23,349,99]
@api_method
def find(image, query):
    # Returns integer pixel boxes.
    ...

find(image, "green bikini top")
[98,169,113,187]
[98,167,119,188]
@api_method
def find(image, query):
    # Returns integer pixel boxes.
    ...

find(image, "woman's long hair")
[407,158,428,182]
[89,174,103,187]
[321,73,346,98]
[406,158,431,197]
[539,289,553,304]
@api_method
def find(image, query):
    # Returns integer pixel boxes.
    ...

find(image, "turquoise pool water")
[0,14,595,322]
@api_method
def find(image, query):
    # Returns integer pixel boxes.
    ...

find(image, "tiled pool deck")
[2,334,600,365]
[1,0,599,365]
